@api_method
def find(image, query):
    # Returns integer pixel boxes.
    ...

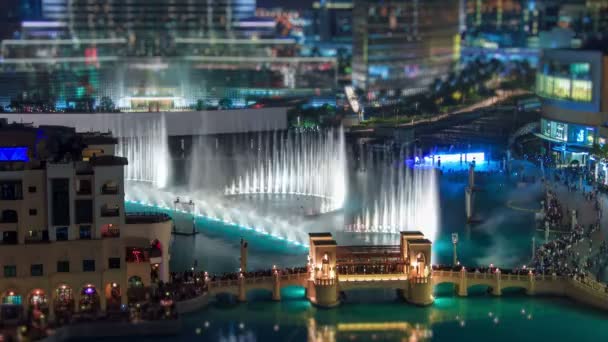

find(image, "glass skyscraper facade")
[0,0,338,111]
[40,0,256,38]
[351,0,460,97]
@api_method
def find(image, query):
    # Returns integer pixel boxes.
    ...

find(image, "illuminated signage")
[540,119,595,146]
[424,152,485,163]
[0,147,29,162]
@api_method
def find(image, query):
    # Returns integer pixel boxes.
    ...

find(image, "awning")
[534,132,566,144]
[551,145,590,153]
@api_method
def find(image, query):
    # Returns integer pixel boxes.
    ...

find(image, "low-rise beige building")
[0,119,172,323]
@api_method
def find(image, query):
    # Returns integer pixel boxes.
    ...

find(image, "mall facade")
[536,49,608,165]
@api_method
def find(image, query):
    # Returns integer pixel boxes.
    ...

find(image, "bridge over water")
[203,232,608,310]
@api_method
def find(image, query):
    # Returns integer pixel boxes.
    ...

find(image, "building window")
[51,179,70,226]
[0,180,23,200]
[75,199,93,224]
[79,225,92,239]
[30,264,43,277]
[82,259,95,272]
[29,208,37,216]
[55,227,68,241]
[108,258,121,269]
[57,261,70,273]
[3,265,16,277]
[76,179,92,195]
[1,209,18,223]
[1,231,18,245]
[28,186,37,193]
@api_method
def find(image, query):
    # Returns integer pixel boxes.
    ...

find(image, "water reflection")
[307,318,432,342]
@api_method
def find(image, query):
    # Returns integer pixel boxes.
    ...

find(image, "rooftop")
[400,231,424,236]
[407,239,432,245]
[314,240,338,246]
[309,232,333,237]
[88,155,128,167]
[81,133,118,145]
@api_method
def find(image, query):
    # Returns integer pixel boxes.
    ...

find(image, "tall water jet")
[350,148,439,241]
[115,114,170,189]
[223,127,347,212]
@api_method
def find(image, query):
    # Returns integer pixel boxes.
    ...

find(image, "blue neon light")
[0,147,29,162]
[424,152,485,163]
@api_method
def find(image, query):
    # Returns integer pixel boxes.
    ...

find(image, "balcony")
[101,224,120,238]
[126,247,150,263]
[101,207,120,217]
[24,230,50,244]
[101,184,119,195]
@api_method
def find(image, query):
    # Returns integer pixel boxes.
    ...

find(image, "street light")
[452,233,459,265]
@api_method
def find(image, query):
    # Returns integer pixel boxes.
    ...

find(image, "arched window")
[128,276,144,288]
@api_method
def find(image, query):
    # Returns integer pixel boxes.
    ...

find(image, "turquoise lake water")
[123,166,608,341]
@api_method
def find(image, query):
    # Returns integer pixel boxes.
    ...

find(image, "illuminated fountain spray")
[224,127,347,212]
[350,149,439,241]
[115,114,170,188]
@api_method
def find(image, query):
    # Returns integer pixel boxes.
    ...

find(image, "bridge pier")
[306,279,316,301]
[457,268,468,296]
[491,270,502,296]
[272,272,281,301]
[406,277,434,306]
[456,284,468,297]
[238,276,247,302]
[312,279,340,308]
[526,272,536,295]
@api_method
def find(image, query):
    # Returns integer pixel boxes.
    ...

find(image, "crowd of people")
[532,166,608,291]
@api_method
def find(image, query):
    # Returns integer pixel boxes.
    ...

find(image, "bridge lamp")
[451,233,459,265]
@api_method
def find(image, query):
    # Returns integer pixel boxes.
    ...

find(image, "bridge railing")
[207,272,308,288]
[208,279,239,288]
[432,270,459,278]
[315,278,336,286]
[280,273,307,281]
[571,277,608,298]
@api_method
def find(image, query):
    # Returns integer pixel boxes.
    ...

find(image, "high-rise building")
[351,0,460,97]
[35,0,256,38]
[1,0,339,111]
[312,0,353,42]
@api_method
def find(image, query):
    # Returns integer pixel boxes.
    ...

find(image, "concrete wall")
[175,293,210,314]
[0,107,288,137]
[43,319,181,342]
